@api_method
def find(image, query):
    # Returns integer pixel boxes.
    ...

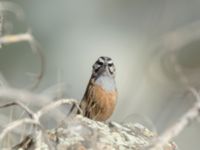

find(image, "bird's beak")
[101,64,110,75]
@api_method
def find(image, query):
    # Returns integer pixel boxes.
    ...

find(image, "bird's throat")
[95,76,116,92]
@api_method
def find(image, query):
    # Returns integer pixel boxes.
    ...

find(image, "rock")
[14,115,177,150]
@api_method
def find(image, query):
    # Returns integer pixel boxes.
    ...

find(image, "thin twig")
[36,99,82,118]
[0,12,3,48]
[6,104,14,148]
[0,87,51,104]
[149,88,200,150]
[0,118,40,143]
[0,87,72,124]
[0,33,32,44]
[0,98,81,149]
[0,32,45,91]
[0,101,35,118]
[27,32,45,90]
[0,87,82,149]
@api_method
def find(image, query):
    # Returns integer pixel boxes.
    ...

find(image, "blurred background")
[0,0,200,149]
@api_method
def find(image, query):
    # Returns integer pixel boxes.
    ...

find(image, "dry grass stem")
[0,32,45,90]
[0,101,35,118]
[150,88,200,150]
[36,99,82,118]
[0,118,41,143]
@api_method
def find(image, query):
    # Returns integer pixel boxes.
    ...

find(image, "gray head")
[92,56,116,80]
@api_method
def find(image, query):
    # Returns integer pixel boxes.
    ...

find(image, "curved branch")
[0,118,40,142]
[28,34,45,90]
[0,101,34,118]
[0,32,45,90]
[36,99,82,118]
[149,88,200,150]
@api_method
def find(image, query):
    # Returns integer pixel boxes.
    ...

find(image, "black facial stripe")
[94,66,101,73]
[99,57,105,62]
[100,56,106,60]
[108,63,113,67]
[96,60,104,66]
[107,57,111,61]
[108,67,114,74]
[92,56,115,77]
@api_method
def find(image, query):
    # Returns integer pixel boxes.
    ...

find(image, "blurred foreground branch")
[150,88,200,150]
[13,115,177,150]
[0,97,80,149]
[0,32,45,90]
[0,33,32,44]
[0,87,176,150]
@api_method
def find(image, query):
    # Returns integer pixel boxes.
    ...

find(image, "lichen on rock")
[14,115,177,150]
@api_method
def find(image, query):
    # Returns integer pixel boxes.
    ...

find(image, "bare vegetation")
[1,1,200,150]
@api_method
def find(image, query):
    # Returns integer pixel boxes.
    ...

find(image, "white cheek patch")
[98,57,105,63]
[109,66,115,74]
[107,60,113,65]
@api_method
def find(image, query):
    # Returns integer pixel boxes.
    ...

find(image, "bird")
[70,56,117,121]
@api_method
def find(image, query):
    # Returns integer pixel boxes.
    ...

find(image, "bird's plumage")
[79,76,117,121]
[72,56,117,121]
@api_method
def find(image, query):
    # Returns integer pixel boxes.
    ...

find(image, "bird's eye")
[97,61,104,66]
[108,63,113,67]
